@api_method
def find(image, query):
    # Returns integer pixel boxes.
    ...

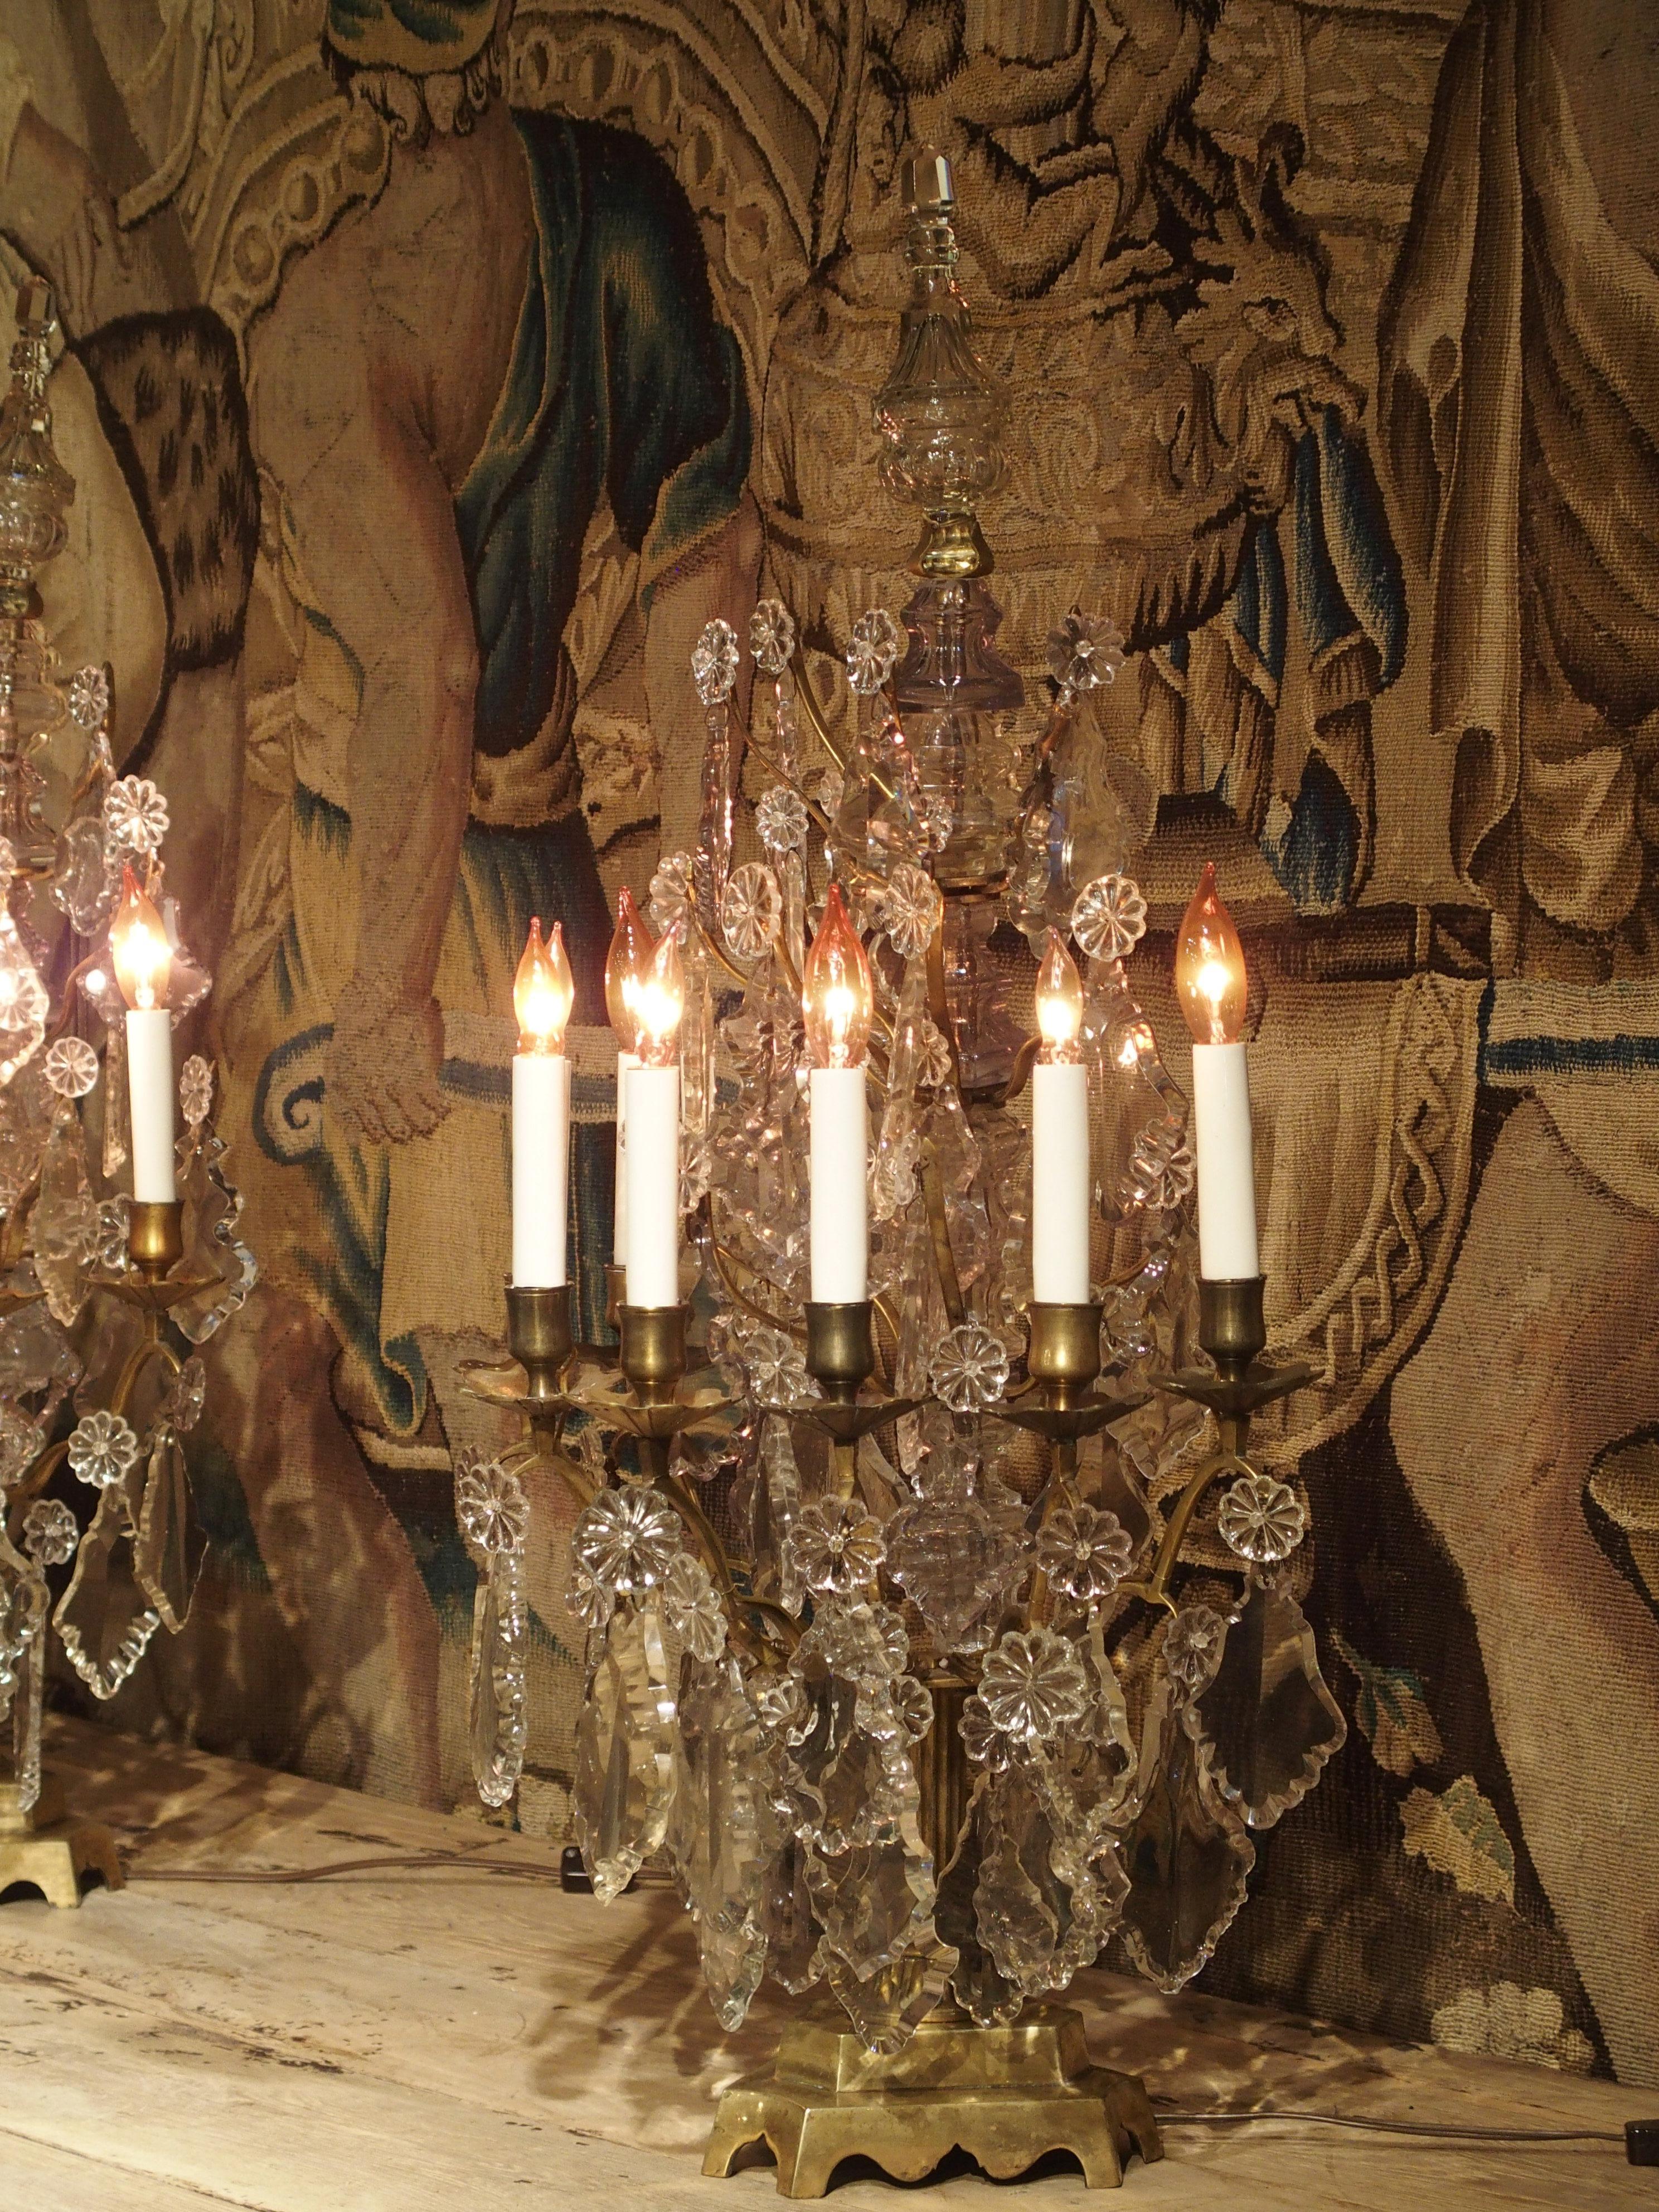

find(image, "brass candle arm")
[1116,1275,1317,1613]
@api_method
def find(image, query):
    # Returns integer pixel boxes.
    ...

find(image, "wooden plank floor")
[1,1716,1650,2210]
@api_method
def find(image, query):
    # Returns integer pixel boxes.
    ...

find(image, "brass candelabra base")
[704,2005,1162,2197]
[0,1774,124,1909]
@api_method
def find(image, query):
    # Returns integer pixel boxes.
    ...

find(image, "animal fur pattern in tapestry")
[3,0,1657,2089]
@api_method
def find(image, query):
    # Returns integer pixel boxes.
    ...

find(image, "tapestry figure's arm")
[253,337,474,1147]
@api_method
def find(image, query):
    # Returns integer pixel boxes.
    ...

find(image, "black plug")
[1628,2120,1659,2167]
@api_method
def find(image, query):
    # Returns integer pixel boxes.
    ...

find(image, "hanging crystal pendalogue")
[454,1448,531,1811]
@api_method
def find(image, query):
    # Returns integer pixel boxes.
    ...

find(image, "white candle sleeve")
[1031,1060,1090,1304]
[125,1006,176,1204]
[809,1065,868,1303]
[1191,1039,1260,1279]
[624,1061,681,1308]
[613,1050,638,1260]
[511,1052,570,1288]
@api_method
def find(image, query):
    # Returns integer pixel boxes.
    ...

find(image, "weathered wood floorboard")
[0,1718,1649,2209]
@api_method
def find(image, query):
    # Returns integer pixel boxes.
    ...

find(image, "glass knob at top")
[872,145,1008,573]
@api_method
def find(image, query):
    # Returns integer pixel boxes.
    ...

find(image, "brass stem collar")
[917,508,993,579]
[619,1303,688,1406]
[804,1301,876,1405]
[1198,1277,1267,1384]
[127,1199,183,1286]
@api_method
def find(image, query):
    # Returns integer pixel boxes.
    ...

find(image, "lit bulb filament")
[111,866,173,1012]
[514,918,574,1052]
[1034,929,1084,1063]
[802,883,874,1070]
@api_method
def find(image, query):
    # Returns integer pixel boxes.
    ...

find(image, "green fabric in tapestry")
[457,110,752,762]
[324,0,503,71]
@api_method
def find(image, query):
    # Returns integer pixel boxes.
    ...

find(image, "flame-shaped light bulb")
[514,918,574,1053]
[634,925,685,1068]
[1175,862,1247,1045]
[802,884,874,1069]
[111,864,172,1011]
[604,886,654,1054]
[1034,929,1084,1062]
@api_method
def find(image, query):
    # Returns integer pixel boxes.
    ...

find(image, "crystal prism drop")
[101,1012,129,1176]
[811,1823,938,1989]
[54,1490,162,1700]
[468,1550,527,1810]
[133,1425,210,1632]
[0,1055,53,1211]
[668,1657,777,2028]
[169,1120,258,1343]
[822,1941,957,2057]
[1118,1676,1255,1993]
[573,1602,677,1902]
[1,1554,46,1810]
[0,888,48,1086]
[973,1764,1069,1997]
[886,1481,1016,1652]
[1193,1576,1347,1828]
[762,1828,825,1993]
[51,813,116,934]
[935,1774,1022,2026]
[31,1102,97,1325]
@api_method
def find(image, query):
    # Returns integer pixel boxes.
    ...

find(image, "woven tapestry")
[6,0,1657,2089]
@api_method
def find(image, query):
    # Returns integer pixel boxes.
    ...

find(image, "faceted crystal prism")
[573,1603,678,1901]
[31,1103,98,1325]
[822,1941,957,2057]
[133,1428,209,1633]
[935,1778,1023,2025]
[1192,1577,1347,1828]
[668,1657,778,2029]
[468,1551,527,1811]
[886,1476,1017,1651]
[53,1490,162,1700]
[1118,1678,1255,1994]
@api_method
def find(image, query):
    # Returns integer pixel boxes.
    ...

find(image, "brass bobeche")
[1023,1301,1103,1412]
[803,1301,876,1404]
[505,1282,573,1418]
[618,1303,688,1407]
[127,1198,183,1285]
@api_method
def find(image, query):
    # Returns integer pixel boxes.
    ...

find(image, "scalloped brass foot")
[0,1775,124,1908]
[702,2006,1162,2196]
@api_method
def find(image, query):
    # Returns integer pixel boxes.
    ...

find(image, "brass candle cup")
[505,1282,574,1409]
[127,1198,183,1286]
[1023,1301,1103,1413]
[803,1301,876,1405]
[1198,1275,1268,1384]
[618,1303,688,1407]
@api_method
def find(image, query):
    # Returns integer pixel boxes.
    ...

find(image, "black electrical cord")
[1156,2109,1624,2144]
